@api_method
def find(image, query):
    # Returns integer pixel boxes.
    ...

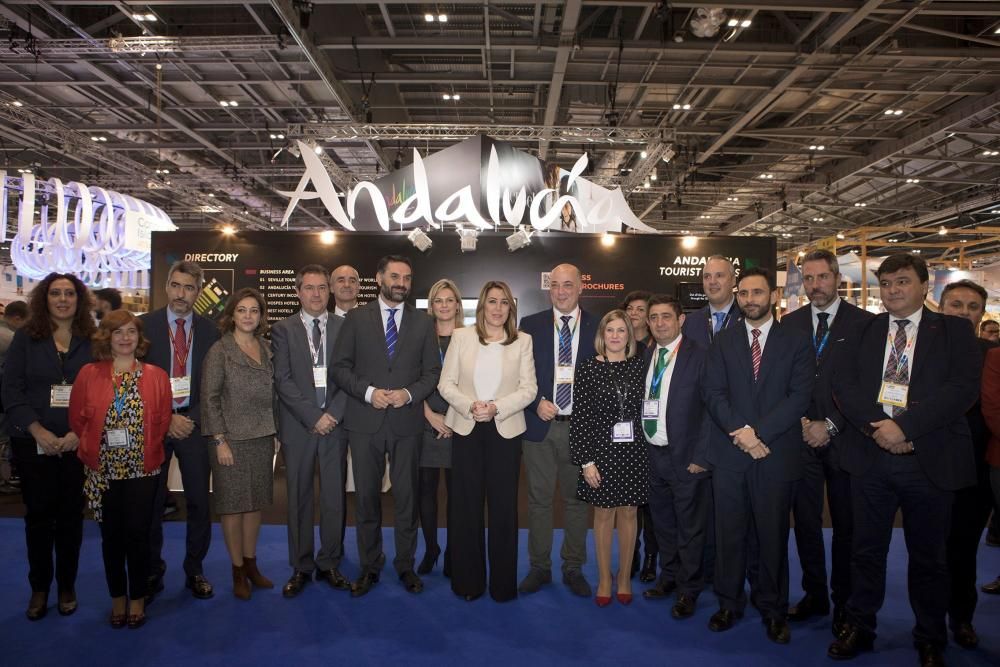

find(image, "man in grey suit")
[332,255,441,597]
[272,264,349,598]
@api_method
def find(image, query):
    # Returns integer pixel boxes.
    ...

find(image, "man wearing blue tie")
[682,255,741,349]
[518,264,599,597]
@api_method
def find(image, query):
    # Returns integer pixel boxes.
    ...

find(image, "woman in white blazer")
[438,280,537,602]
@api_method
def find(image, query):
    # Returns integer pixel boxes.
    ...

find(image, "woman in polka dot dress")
[570,309,648,606]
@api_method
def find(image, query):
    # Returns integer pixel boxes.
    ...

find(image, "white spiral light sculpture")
[2,172,175,287]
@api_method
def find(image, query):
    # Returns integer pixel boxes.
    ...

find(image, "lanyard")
[648,340,681,398]
[813,330,831,359]
[554,312,579,364]
[707,310,731,341]
[605,361,630,421]
[300,312,325,367]
[437,335,447,364]
[166,319,193,372]
[111,361,137,418]
[885,321,917,379]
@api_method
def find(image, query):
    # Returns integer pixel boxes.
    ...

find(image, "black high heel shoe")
[417,545,441,575]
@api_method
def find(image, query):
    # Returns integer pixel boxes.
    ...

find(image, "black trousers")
[101,475,159,599]
[418,466,451,569]
[713,464,793,621]
[792,445,852,607]
[946,461,993,627]
[647,444,709,596]
[349,423,420,575]
[633,504,658,559]
[12,438,84,593]
[846,451,953,648]
[149,430,212,578]
[449,422,521,602]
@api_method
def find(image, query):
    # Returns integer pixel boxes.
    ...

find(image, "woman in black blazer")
[1,273,95,620]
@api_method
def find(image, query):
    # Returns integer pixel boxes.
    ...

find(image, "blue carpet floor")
[1,520,998,667]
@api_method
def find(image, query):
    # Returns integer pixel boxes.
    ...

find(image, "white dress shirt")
[365,297,412,405]
[811,296,842,334]
[643,334,682,447]
[474,342,504,401]
[881,307,922,417]
[299,309,328,366]
[551,306,581,416]
[744,315,775,354]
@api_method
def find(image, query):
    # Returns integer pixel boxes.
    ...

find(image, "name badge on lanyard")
[556,365,574,384]
[106,428,130,448]
[878,381,908,408]
[642,400,659,419]
[170,375,191,399]
[612,421,634,442]
[313,366,328,389]
[49,384,72,408]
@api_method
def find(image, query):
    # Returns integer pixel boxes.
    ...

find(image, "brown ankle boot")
[243,557,274,589]
[232,564,251,600]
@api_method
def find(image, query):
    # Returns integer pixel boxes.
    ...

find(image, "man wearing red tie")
[141,261,220,601]
[829,253,981,667]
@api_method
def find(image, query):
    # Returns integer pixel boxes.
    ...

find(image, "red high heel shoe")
[616,592,633,605]
[595,595,613,607]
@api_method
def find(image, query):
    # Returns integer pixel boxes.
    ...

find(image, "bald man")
[517,264,600,597]
[330,265,361,316]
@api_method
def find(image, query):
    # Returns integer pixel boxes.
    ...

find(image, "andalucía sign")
[278,135,658,234]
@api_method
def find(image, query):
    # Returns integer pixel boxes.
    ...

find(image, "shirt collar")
[300,309,328,326]
[890,307,922,327]
[553,306,580,322]
[166,308,193,328]
[709,296,735,317]
[378,296,402,313]
[812,296,841,319]
[745,315,774,337]
[657,333,682,353]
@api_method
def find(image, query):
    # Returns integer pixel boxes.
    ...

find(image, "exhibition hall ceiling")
[0,1,999,264]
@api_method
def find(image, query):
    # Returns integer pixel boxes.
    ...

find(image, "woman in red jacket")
[69,309,172,629]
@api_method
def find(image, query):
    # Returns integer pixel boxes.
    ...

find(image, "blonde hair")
[474,281,519,345]
[594,309,636,359]
[426,279,464,329]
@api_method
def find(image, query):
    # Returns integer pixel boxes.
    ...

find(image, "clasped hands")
[312,413,338,436]
[729,426,770,460]
[371,388,409,410]
[869,419,914,454]
[801,417,831,449]
[34,428,78,455]
[470,400,498,422]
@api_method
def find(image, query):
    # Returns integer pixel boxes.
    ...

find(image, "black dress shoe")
[562,570,592,597]
[787,593,830,622]
[57,590,77,616]
[832,607,849,639]
[282,571,311,598]
[400,570,424,594]
[639,554,657,583]
[952,622,978,649]
[350,571,380,598]
[517,568,551,594]
[916,643,946,667]
[671,593,696,619]
[417,545,441,575]
[708,608,741,632]
[185,575,214,599]
[828,625,875,660]
[643,580,677,600]
[981,577,1000,595]
[26,591,48,621]
[764,617,791,644]
[315,568,351,591]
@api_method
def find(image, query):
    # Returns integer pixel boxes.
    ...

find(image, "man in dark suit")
[272,265,349,598]
[141,260,220,600]
[937,278,996,649]
[681,254,741,349]
[782,250,874,635]
[829,253,981,667]
[331,255,440,596]
[640,294,711,620]
[517,263,599,597]
[702,267,814,644]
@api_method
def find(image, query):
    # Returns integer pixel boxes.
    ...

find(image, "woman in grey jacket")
[201,288,277,600]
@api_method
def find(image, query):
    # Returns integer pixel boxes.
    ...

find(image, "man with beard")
[702,267,814,644]
[272,265,350,598]
[782,250,873,636]
[332,255,441,596]
[330,265,360,317]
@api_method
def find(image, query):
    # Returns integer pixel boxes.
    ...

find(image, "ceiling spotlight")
[319,230,336,245]
[438,14,448,22]
[905,178,920,183]
[759,173,773,179]
[913,249,921,253]
[408,228,433,252]
[207,193,215,198]
[699,214,711,219]
[458,227,479,253]
[313,145,324,155]
[673,104,681,110]
[662,147,675,163]
[11,100,23,107]
[600,232,615,247]
[938,226,948,235]
[681,235,698,249]
[221,225,236,235]
[452,94,460,100]
[425,13,435,22]
[740,19,752,28]
[981,150,999,157]
[91,136,100,141]
[726,196,738,201]
[727,18,738,27]
[813,217,824,221]
[884,108,904,116]
[442,94,451,100]
[853,202,867,207]
[808,144,825,151]
[219,100,229,107]
[506,225,534,252]
[643,180,651,189]
[650,172,657,181]
[836,232,845,240]
[230,100,238,107]
[888,238,898,243]
[640,150,648,159]
[781,233,792,238]
[17,168,31,174]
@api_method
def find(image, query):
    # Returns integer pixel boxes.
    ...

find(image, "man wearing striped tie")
[701,267,814,644]
[518,264,599,597]
[829,253,981,667]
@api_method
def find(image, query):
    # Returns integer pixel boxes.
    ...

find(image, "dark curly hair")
[23,273,97,341]
[217,287,269,337]
[91,309,151,361]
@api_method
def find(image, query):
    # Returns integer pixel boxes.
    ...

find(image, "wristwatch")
[212,436,227,447]
[824,419,839,437]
